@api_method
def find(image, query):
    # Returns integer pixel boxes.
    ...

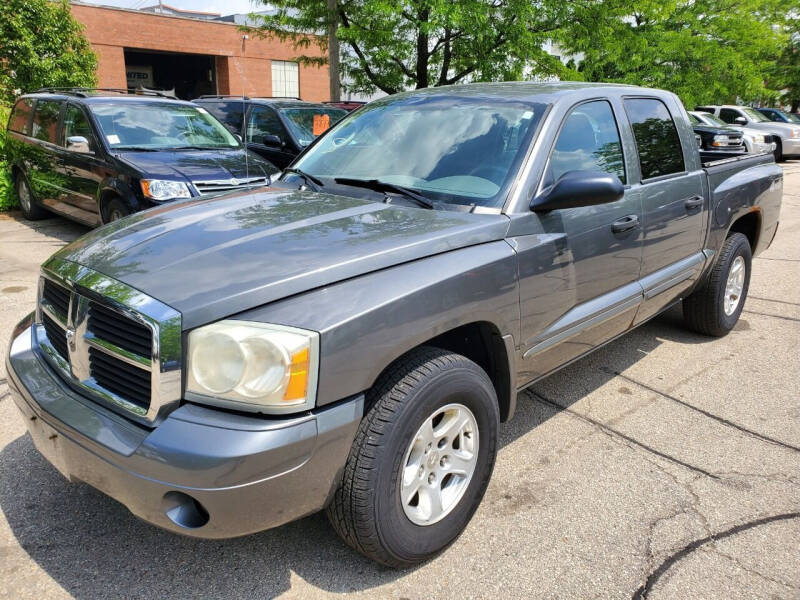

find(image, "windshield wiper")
[283,167,324,192]
[334,178,434,209]
[114,146,159,152]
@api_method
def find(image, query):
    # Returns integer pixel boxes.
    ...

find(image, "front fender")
[234,241,520,407]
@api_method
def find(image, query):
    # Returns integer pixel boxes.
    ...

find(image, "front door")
[246,105,296,168]
[58,103,105,224]
[513,98,644,384]
[622,97,707,324]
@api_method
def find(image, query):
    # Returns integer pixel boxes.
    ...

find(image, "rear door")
[27,99,65,205]
[622,97,707,324]
[515,98,644,383]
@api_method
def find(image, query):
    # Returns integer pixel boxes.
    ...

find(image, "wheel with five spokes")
[326,346,499,568]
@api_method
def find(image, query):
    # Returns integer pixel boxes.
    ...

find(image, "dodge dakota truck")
[6,83,782,568]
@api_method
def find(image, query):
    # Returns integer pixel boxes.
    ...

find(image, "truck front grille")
[36,259,182,423]
[88,301,153,359]
[89,347,151,410]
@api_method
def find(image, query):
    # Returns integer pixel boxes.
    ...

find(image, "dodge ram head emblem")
[65,327,76,352]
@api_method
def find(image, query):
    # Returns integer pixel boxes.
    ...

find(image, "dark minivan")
[5,89,278,226]
[193,96,347,169]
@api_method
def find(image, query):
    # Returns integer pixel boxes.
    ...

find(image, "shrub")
[0,104,16,211]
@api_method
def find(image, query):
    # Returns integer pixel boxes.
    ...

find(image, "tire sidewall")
[373,365,499,563]
[15,172,34,216]
[103,197,131,224]
[716,234,752,331]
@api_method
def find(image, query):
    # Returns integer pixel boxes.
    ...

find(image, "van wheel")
[103,197,131,223]
[15,172,48,220]
[326,347,499,568]
[683,232,751,337]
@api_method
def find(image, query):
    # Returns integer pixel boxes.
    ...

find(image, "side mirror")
[531,170,624,212]
[66,135,92,154]
[234,133,242,142]
[261,134,284,148]
[734,116,747,125]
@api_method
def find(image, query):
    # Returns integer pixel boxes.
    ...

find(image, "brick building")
[70,2,330,101]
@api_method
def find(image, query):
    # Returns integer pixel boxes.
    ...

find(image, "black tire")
[103,196,131,223]
[774,139,783,162]
[15,171,48,220]
[326,346,499,568]
[683,232,752,337]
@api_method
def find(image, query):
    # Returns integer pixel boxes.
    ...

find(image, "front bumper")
[6,317,363,538]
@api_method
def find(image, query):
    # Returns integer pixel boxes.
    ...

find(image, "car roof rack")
[33,87,176,98]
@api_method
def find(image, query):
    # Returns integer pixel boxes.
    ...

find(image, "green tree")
[557,0,788,108]
[768,17,800,111]
[0,0,97,104]
[248,0,575,95]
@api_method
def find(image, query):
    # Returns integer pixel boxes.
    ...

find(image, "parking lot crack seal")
[631,512,800,599]
[531,392,720,479]
[607,370,800,453]
[707,546,800,591]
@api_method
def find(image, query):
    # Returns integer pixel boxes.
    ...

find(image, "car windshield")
[292,95,548,208]
[279,106,347,147]
[779,110,800,124]
[741,107,769,123]
[698,113,727,127]
[89,101,240,150]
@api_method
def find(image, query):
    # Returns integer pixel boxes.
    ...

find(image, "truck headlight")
[140,179,192,201]
[752,134,765,144]
[711,134,729,147]
[792,129,800,139]
[186,321,319,413]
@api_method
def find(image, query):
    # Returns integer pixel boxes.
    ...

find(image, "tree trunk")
[415,6,430,88]
[327,0,341,101]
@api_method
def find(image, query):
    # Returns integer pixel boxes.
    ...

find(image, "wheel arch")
[727,210,761,251]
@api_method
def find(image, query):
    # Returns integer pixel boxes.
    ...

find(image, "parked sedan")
[687,112,745,159]
[696,104,800,161]
[690,111,775,155]
[5,90,278,225]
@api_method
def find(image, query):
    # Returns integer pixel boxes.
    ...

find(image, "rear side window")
[548,100,626,184]
[719,108,741,124]
[8,99,34,134]
[624,98,685,180]
[31,100,62,143]
[200,101,245,132]
[762,110,781,122]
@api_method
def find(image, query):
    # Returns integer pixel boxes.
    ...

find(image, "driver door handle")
[684,195,704,210]
[611,214,639,233]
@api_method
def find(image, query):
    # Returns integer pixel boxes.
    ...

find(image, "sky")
[79,0,262,17]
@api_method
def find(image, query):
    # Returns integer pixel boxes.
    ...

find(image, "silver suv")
[696,104,800,161]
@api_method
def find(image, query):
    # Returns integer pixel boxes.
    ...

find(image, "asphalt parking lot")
[0,164,798,600]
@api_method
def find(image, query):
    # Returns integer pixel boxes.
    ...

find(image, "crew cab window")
[8,99,34,134]
[548,100,626,184]
[62,105,96,151]
[719,108,742,124]
[624,98,685,180]
[31,100,62,143]
[247,106,285,143]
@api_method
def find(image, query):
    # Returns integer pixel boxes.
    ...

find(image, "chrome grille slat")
[192,176,269,195]
[36,259,182,424]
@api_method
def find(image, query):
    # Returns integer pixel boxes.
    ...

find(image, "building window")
[271,60,299,98]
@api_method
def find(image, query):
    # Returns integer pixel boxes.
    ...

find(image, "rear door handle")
[611,214,639,233]
[684,195,704,210]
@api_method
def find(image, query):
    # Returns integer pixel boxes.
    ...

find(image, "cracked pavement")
[1,163,798,599]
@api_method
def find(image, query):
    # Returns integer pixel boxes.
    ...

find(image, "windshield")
[779,110,800,124]
[89,101,240,150]
[688,113,700,124]
[293,95,548,208]
[741,107,769,123]
[697,113,727,127]
[280,106,347,147]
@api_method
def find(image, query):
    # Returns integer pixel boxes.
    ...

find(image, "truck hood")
[115,148,277,181]
[53,189,510,329]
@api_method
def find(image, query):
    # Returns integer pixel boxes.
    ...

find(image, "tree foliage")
[557,0,789,108]
[0,0,97,104]
[249,0,575,95]
[768,16,800,111]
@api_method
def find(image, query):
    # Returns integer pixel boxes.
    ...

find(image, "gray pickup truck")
[6,82,782,568]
